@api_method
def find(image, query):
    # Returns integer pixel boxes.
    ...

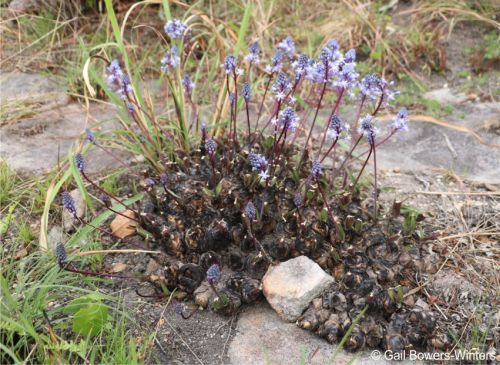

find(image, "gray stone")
[47,225,64,253]
[0,72,69,106]
[0,102,119,173]
[8,0,42,13]
[423,87,468,104]
[228,303,415,365]
[262,256,334,322]
[376,102,500,184]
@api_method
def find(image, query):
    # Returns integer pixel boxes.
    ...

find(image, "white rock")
[423,87,467,104]
[47,225,64,253]
[262,256,334,322]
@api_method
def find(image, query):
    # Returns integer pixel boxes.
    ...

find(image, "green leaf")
[388,288,395,301]
[262,136,274,149]
[396,286,404,304]
[215,180,223,196]
[0,203,16,235]
[380,186,396,193]
[161,0,172,22]
[63,293,109,315]
[234,2,252,57]
[72,302,109,337]
[336,223,345,241]
[203,188,215,197]
[319,208,328,222]
[331,306,368,362]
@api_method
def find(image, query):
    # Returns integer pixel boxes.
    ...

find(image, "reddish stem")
[255,74,273,131]
[372,141,378,221]
[81,171,134,213]
[232,71,239,147]
[63,264,133,280]
[317,88,345,158]
[320,137,339,163]
[357,129,396,158]
[354,96,366,129]
[76,216,113,236]
[245,101,251,144]
[352,145,372,189]
[316,179,337,232]
[299,82,328,166]
[337,135,362,176]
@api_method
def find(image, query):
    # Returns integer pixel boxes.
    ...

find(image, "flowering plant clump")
[61,13,446,355]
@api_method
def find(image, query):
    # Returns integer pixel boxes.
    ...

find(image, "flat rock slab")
[0,71,69,107]
[0,71,124,173]
[262,256,334,322]
[228,302,418,365]
[0,102,118,173]
[423,88,468,104]
[377,102,500,184]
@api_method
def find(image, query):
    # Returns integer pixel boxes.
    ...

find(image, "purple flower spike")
[313,47,340,84]
[119,75,133,100]
[160,173,168,186]
[55,243,67,267]
[85,129,95,143]
[245,41,260,64]
[344,49,356,63]
[100,192,111,206]
[327,115,349,140]
[277,36,295,58]
[378,77,397,107]
[358,115,378,144]
[249,152,268,171]
[244,201,257,220]
[106,60,133,100]
[265,51,283,74]
[164,19,187,39]
[182,74,195,95]
[242,82,251,102]
[327,39,340,52]
[222,55,237,75]
[161,47,180,72]
[293,192,302,208]
[293,54,309,80]
[205,138,216,156]
[106,59,123,87]
[248,152,270,181]
[320,47,334,65]
[278,107,298,133]
[206,264,221,285]
[359,74,381,101]
[311,160,322,179]
[144,178,155,188]
[335,62,358,90]
[62,191,77,218]
[271,72,291,101]
[75,153,85,173]
[390,107,409,132]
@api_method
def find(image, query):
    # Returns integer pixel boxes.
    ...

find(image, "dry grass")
[316,0,499,84]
